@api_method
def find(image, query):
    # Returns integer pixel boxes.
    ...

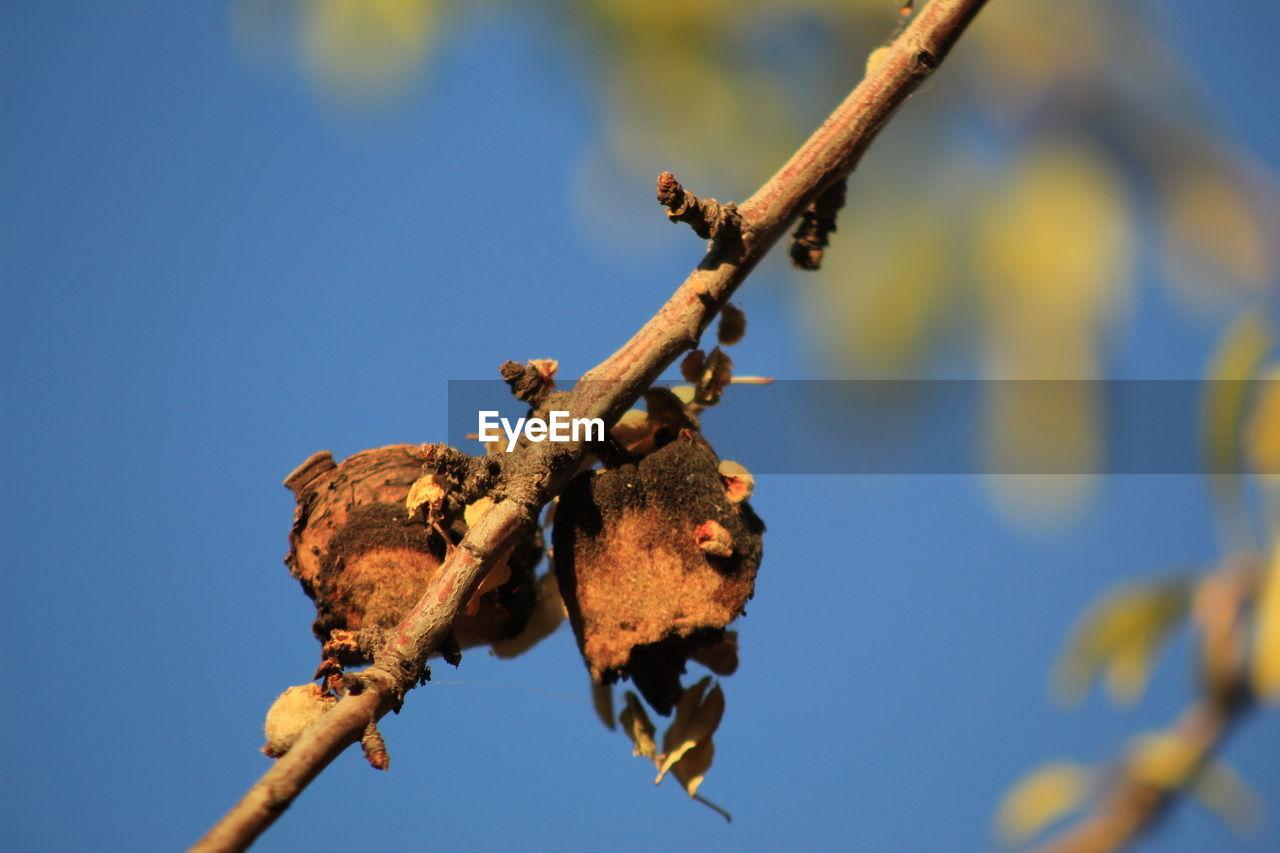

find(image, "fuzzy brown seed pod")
[553,431,763,714]
[283,445,542,667]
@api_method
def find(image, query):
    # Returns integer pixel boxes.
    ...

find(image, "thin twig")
[190,2,988,850]
[1027,697,1250,853]
[1027,560,1262,853]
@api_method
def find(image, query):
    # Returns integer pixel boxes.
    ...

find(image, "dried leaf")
[671,735,715,798]
[642,387,698,432]
[657,678,725,783]
[690,631,739,676]
[680,350,706,383]
[591,678,616,731]
[620,691,657,760]
[406,472,448,519]
[611,409,660,455]
[717,303,746,346]
[994,762,1092,843]
[695,348,733,406]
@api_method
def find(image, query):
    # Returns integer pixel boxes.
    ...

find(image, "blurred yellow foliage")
[230,0,1279,530]
[1191,758,1264,837]
[976,142,1131,380]
[1125,731,1260,834]
[1126,732,1200,789]
[231,0,439,101]
[1254,540,1280,704]
[1162,163,1277,309]
[974,142,1131,520]
[804,192,948,376]
[1247,366,1280,483]
[1052,579,1190,708]
[1202,310,1274,545]
[993,761,1091,843]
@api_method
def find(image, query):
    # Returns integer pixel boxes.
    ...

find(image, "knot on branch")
[789,177,848,271]
[656,171,741,242]
[500,358,558,406]
[418,442,501,502]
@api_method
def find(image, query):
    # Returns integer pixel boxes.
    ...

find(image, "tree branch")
[1028,698,1251,853]
[190,2,988,850]
[1027,559,1262,853]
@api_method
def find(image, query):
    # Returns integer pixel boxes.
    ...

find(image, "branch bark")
[1027,698,1251,853]
[191,2,988,850]
[1027,560,1262,853]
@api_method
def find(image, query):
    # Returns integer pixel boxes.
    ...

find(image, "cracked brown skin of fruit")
[553,430,763,714]
[284,444,540,663]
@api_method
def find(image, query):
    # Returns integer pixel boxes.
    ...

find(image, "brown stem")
[190,2,988,850]
[1027,697,1249,853]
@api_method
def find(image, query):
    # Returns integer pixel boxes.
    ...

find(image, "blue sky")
[2,3,1277,852]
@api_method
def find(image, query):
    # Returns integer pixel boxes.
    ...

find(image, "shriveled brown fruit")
[283,445,541,666]
[553,431,763,714]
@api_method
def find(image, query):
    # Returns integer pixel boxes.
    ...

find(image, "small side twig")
[1028,559,1263,853]
[656,171,742,241]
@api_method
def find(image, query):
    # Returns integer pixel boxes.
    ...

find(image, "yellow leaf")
[994,762,1092,843]
[1246,366,1280,483]
[1203,310,1272,478]
[1052,579,1190,708]
[973,142,1131,523]
[1102,640,1159,708]
[1253,540,1280,704]
[1126,733,1199,789]
[300,0,440,100]
[620,691,657,761]
[1191,758,1263,837]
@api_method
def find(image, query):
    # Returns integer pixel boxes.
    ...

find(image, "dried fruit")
[283,445,541,672]
[553,431,763,714]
